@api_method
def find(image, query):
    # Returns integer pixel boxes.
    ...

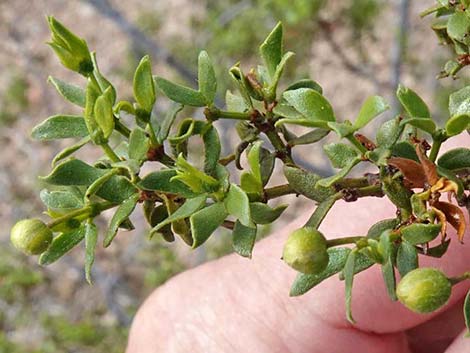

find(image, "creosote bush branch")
[9,2,470,329]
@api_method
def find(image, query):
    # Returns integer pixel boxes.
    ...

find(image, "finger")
[126,206,411,353]
[444,330,470,353]
[126,195,468,353]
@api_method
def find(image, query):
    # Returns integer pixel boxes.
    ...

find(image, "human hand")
[126,141,470,353]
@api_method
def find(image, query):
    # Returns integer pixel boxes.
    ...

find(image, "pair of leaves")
[41,159,137,203]
[259,22,295,98]
[38,219,98,284]
[240,141,275,196]
[396,85,437,134]
[155,51,216,106]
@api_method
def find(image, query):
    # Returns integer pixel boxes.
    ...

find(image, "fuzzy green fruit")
[282,227,329,274]
[396,268,451,314]
[10,219,53,255]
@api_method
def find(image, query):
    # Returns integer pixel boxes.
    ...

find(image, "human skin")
[126,138,470,353]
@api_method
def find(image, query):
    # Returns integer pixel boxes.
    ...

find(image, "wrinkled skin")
[126,137,470,353]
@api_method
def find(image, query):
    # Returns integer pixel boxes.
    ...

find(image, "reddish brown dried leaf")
[388,157,426,188]
[431,206,448,241]
[435,201,467,243]
[416,145,438,185]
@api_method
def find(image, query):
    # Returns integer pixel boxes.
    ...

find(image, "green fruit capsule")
[396,268,451,314]
[10,219,53,255]
[282,227,329,274]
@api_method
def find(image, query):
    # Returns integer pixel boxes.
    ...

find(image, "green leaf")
[155,76,206,107]
[400,223,442,245]
[96,175,137,204]
[138,169,197,198]
[247,141,263,184]
[84,79,104,144]
[317,157,361,188]
[422,239,451,258]
[225,90,248,112]
[381,173,412,212]
[203,125,221,175]
[103,194,139,247]
[283,166,335,202]
[282,88,335,126]
[305,195,338,229]
[376,117,404,147]
[327,121,356,138]
[354,96,389,129]
[367,218,399,239]
[224,184,251,226]
[446,114,470,136]
[400,117,436,134]
[396,85,430,119]
[198,51,217,105]
[232,221,257,258]
[133,55,156,112]
[260,21,283,78]
[39,226,86,265]
[156,103,183,144]
[84,169,119,200]
[438,148,470,170]
[269,51,295,96]
[288,129,329,146]
[41,159,102,186]
[392,141,419,162]
[168,119,196,145]
[290,247,351,296]
[190,202,228,248]
[379,232,397,301]
[52,136,90,166]
[397,241,418,277]
[151,194,207,237]
[172,154,219,194]
[447,11,470,45]
[94,87,115,139]
[464,289,470,337]
[366,147,391,166]
[250,203,287,224]
[32,115,88,140]
[40,189,83,210]
[285,79,322,94]
[91,53,116,104]
[128,128,149,162]
[84,221,98,284]
[344,250,357,324]
[240,172,262,196]
[246,142,274,187]
[48,76,86,107]
[324,143,360,169]
[449,85,470,116]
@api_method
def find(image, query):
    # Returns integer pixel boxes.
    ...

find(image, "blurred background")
[0,0,465,351]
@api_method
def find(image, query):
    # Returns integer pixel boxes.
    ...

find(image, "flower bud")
[10,219,53,255]
[397,268,451,313]
[47,16,93,76]
[282,227,329,274]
